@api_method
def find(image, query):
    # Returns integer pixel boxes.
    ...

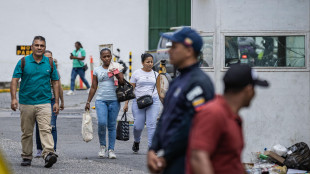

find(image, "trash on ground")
[246,142,310,173]
[272,144,288,157]
[284,142,310,171]
[264,151,285,164]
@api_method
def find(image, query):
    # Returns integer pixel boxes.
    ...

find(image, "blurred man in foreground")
[188,64,269,174]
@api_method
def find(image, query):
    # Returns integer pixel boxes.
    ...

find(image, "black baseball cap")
[223,64,269,89]
[161,27,203,53]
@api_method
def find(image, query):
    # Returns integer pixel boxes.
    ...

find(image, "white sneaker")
[34,149,42,158]
[66,90,74,95]
[108,149,116,159]
[98,146,106,158]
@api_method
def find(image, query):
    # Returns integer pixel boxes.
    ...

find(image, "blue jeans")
[35,98,57,151]
[132,97,160,147]
[95,100,120,150]
[70,67,90,91]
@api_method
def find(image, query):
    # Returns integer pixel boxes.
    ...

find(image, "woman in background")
[85,48,124,159]
[123,53,160,153]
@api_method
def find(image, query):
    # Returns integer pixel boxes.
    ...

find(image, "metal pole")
[129,52,132,80]
[159,61,163,74]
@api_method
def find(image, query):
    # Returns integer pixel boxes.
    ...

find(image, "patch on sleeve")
[192,97,206,107]
[186,86,203,101]
[173,87,182,98]
[192,97,206,112]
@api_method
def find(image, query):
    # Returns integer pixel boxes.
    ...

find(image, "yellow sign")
[16,45,32,55]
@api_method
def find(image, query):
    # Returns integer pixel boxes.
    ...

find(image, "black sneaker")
[21,158,31,166]
[44,153,57,168]
[132,142,140,153]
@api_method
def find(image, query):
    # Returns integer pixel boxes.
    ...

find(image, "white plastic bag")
[271,144,288,156]
[82,111,93,142]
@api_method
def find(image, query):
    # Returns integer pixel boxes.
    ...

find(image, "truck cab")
[147,27,209,77]
[147,32,176,77]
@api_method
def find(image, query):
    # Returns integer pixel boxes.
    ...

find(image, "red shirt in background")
[186,95,244,174]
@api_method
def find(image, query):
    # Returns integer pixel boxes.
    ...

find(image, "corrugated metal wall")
[149,0,191,50]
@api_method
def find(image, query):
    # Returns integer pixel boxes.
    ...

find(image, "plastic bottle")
[259,154,268,160]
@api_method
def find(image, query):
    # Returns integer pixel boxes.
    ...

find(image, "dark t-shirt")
[187,95,244,174]
[150,63,215,174]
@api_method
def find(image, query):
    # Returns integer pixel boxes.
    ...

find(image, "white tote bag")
[82,111,93,142]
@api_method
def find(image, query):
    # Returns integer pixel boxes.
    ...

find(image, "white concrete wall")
[192,0,310,162]
[0,0,148,85]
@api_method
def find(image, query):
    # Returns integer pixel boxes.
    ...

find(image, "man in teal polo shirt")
[10,36,59,168]
[67,41,90,95]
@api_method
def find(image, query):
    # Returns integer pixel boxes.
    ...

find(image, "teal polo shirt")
[72,48,86,68]
[12,54,59,105]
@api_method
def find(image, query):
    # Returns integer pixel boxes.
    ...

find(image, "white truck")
[146,28,208,77]
[146,32,177,77]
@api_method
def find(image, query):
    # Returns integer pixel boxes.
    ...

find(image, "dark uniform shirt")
[150,63,214,174]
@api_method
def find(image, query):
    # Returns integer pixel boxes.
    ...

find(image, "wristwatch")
[86,101,90,104]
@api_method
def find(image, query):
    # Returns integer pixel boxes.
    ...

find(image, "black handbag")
[83,63,88,71]
[116,79,135,102]
[136,71,156,109]
[116,112,129,141]
[137,95,153,109]
[78,60,88,71]
[284,142,310,170]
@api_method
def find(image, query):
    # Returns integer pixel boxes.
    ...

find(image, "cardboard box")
[264,151,285,164]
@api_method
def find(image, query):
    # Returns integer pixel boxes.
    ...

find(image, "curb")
[0,87,71,93]
[0,89,10,93]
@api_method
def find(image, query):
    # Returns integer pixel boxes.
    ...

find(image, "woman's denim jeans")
[70,67,90,91]
[132,97,160,147]
[95,100,120,150]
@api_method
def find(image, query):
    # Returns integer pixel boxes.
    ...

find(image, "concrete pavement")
[0,90,162,174]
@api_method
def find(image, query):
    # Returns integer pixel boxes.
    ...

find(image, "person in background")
[85,48,124,159]
[123,53,160,153]
[10,36,59,168]
[35,50,64,157]
[147,27,215,174]
[67,41,90,95]
[225,36,239,66]
[187,64,269,174]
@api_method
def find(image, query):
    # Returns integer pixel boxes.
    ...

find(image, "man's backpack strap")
[21,56,54,75]
[21,57,25,73]
[48,57,54,74]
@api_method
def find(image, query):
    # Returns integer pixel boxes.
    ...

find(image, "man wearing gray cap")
[147,27,215,174]
[187,64,269,174]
